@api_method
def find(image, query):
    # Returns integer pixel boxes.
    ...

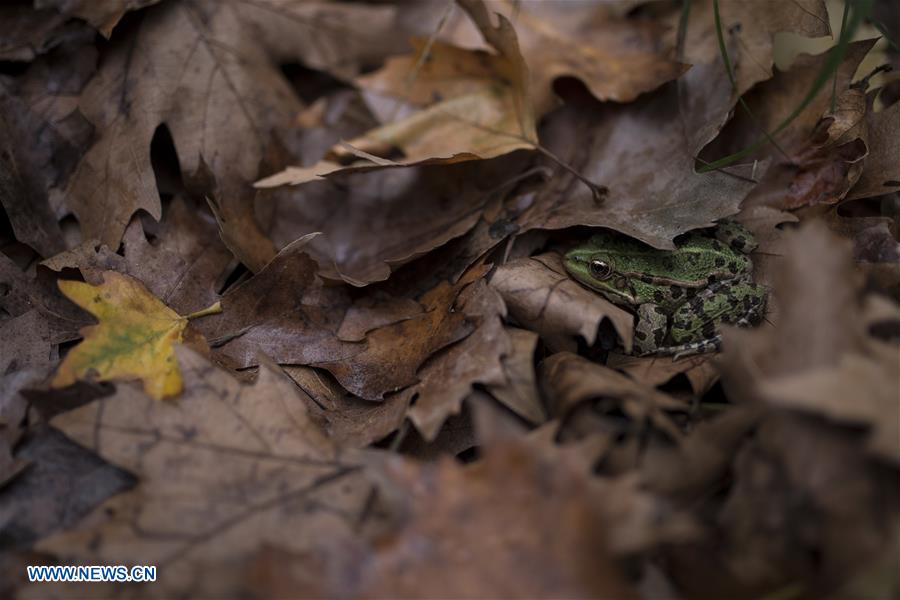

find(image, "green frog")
[563,222,767,358]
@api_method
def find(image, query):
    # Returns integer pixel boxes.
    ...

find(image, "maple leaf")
[52,271,220,399]
[256,0,536,187]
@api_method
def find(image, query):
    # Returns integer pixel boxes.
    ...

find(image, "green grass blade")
[700,0,874,173]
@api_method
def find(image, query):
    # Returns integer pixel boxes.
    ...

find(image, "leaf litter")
[1,0,899,598]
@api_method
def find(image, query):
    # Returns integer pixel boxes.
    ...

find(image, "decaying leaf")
[404,276,510,441]
[437,0,687,113]
[490,253,633,352]
[52,271,219,399]
[848,100,900,200]
[35,348,374,598]
[518,84,760,248]
[348,438,640,599]
[487,327,546,424]
[256,0,536,187]
[540,352,686,441]
[259,156,523,286]
[671,0,831,154]
[713,222,900,589]
[64,0,404,269]
[36,0,161,37]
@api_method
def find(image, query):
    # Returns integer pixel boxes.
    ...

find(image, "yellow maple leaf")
[52,271,220,399]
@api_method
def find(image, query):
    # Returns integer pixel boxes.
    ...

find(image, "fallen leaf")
[36,0,160,37]
[540,352,686,442]
[0,425,134,552]
[490,253,633,352]
[256,0,536,187]
[65,0,405,269]
[352,439,640,599]
[313,266,483,400]
[34,348,375,597]
[672,0,831,154]
[518,85,759,248]
[438,0,687,113]
[258,157,522,285]
[713,222,900,589]
[52,271,218,399]
[0,3,83,61]
[405,275,510,441]
[607,353,720,397]
[848,100,900,200]
[760,343,900,464]
[486,327,546,424]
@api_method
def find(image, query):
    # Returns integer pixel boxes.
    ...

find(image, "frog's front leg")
[633,303,669,355]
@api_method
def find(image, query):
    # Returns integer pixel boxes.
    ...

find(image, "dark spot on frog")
[641,275,653,284]
[670,287,683,299]
[653,290,664,302]
[663,258,674,270]
[614,277,627,289]
[728,264,739,274]
[635,330,647,341]
[714,257,726,268]
[732,238,746,250]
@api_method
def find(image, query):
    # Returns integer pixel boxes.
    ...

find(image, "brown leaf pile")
[2,1,899,598]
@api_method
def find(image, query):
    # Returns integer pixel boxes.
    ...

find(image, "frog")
[563,221,767,358]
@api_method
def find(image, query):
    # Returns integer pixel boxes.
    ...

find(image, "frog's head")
[563,234,638,305]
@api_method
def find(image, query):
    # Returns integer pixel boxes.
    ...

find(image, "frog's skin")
[563,222,767,358]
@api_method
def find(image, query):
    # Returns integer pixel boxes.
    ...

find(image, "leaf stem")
[185,301,222,320]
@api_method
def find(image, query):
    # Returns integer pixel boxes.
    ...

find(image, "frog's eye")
[589,259,613,280]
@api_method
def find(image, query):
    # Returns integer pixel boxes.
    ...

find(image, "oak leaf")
[52,271,219,399]
[64,0,404,269]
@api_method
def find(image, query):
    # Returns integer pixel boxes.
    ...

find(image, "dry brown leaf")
[39,199,233,316]
[404,276,510,441]
[606,353,720,397]
[672,0,831,154]
[36,0,160,37]
[519,85,759,248]
[65,0,404,270]
[487,327,546,424]
[0,3,83,61]
[258,157,522,285]
[759,345,900,465]
[201,240,483,401]
[713,222,900,589]
[640,405,763,501]
[34,348,374,597]
[353,440,639,599]
[256,0,535,188]
[490,253,633,352]
[848,100,900,200]
[540,352,686,442]
[438,0,686,114]
[313,266,483,401]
